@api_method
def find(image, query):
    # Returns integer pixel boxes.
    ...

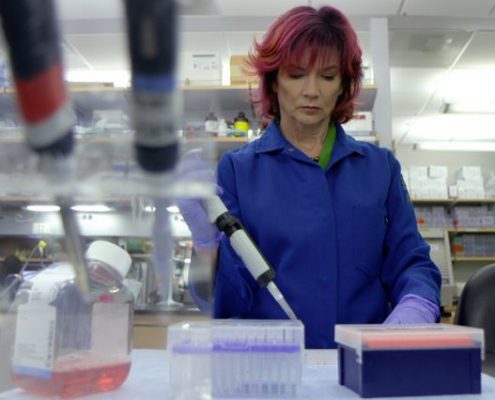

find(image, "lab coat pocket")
[351,204,387,279]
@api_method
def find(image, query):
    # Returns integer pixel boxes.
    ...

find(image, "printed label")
[13,304,56,377]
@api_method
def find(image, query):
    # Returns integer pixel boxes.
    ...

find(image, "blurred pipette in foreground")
[124,0,180,306]
[124,0,179,173]
[0,0,90,296]
[203,196,297,320]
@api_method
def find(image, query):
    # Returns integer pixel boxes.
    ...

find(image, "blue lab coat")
[214,121,441,348]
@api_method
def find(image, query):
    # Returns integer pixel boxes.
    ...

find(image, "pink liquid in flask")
[12,353,131,398]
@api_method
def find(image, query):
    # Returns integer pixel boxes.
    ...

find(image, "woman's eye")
[289,73,304,79]
[323,75,336,81]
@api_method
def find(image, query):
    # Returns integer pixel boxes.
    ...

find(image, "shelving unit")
[412,198,495,205]
[413,197,495,303]
[0,82,378,125]
[452,257,495,262]
[448,228,495,233]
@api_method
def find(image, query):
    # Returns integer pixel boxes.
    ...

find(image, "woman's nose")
[302,75,319,97]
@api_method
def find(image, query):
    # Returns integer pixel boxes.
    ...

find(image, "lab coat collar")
[254,121,287,154]
[255,120,367,162]
[329,123,366,168]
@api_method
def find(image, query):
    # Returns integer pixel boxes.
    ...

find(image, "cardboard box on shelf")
[229,55,258,85]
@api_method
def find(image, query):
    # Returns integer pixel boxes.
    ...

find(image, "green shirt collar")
[317,123,336,169]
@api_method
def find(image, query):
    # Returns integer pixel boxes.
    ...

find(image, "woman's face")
[274,51,343,131]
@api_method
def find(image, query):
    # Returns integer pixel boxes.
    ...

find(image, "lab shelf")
[349,134,378,143]
[419,228,445,238]
[183,83,377,112]
[448,228,495,233]
[0,257,52,264]
[452,257,495,262]
[414,198,495,296]
[0,83,378,118]
[412,198,495,204]
[0,196,133,206]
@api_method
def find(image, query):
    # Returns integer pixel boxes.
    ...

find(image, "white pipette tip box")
[168,319,304,399]
[335,323,484,398]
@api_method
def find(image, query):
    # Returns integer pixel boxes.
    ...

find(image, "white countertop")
[1,349,494,399]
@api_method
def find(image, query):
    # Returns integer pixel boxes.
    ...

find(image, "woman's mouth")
[301,106,320,113]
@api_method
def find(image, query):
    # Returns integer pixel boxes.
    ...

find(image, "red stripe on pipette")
[15,63,67,124]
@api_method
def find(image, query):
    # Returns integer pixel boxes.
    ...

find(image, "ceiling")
[4,0,495,147]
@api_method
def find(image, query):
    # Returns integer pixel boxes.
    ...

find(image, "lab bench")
[1,349,495,399]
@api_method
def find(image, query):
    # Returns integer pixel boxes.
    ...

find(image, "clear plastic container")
[6,241,134,398]
[168,319,304,399]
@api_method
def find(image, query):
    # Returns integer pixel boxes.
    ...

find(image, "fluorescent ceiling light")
[408,115,495,141]
[70,204,113,212]
[417,142,495,151]
[143,205,180,213]
[441,69,495,103]
[26,205,61,212]
[65,69,130,87]
[445,101,495,114]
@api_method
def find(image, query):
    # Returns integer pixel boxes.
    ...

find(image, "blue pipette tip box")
[335,324,484,398]
[168,319,304,399]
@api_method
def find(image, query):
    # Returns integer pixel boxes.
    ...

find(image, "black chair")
[455,263,495,377]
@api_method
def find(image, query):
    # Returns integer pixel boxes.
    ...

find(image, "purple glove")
[176,150,222,249]
[383,294,440,324]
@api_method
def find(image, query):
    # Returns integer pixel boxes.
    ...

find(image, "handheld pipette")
[202,196,297,320]
[0,0,90,296]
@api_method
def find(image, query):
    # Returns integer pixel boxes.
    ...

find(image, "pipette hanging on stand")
[123,0,181,308]
[0,0,90,296]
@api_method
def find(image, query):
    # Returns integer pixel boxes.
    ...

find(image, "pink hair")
[248,6,363,124]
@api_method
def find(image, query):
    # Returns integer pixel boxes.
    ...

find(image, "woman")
[180,5,441,348]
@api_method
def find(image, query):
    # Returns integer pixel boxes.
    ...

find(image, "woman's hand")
[384,294,440,324]
[176,150,222,249]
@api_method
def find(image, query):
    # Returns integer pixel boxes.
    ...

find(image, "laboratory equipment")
[168,319,304,399]
[202,195,298,320]
[233,112,250,134]
[335,323,484,398]
[0,0,90,297]
[205,112,219,135]
[124,0,179,174]
[124,0,182,309]
[421,229,456,307]
[7,241,133,398]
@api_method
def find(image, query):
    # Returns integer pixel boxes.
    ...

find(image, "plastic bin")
[168,319,304,399]
[335,323,484,398]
